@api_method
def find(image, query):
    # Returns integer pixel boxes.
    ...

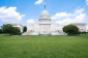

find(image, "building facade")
[23,7,86,35]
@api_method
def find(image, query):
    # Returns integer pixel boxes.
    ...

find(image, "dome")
[39,5,51,21]
[41,9,49,16]
[39,9,51,20]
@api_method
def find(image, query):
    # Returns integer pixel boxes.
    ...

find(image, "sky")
[0,0,88,26]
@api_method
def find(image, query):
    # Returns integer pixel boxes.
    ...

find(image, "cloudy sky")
[0,0,88,26]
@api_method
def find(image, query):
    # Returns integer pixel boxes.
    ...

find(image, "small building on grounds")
[12,24,23,32]
[73,23,86,32]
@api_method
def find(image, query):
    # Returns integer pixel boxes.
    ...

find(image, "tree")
[0,29,2,34]
[2,24,13,34]
[63,24,80,35]
[23,26,27,33]
[11,27,21,35]
[1,24,21,35]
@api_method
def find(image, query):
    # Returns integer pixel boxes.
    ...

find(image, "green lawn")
[0,35,88,58]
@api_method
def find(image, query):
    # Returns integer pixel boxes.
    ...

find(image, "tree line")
[0,24,27,35]
[0,24,86,35]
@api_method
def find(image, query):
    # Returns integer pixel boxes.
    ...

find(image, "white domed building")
[23,6,87,35]
[23,6,64,35]
[38,8,52,35]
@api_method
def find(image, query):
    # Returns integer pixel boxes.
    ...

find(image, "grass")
[0,35,88,58]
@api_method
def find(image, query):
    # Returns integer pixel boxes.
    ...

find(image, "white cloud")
[35,0,44,5]
[51,9,87,26]
[27,19,35,24]
[0,7,24,23]
[86,0,88,5]
[26,9,87,30]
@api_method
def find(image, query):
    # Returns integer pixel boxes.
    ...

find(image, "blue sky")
[0,0,88,26]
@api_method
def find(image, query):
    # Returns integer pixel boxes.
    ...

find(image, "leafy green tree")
[11,27,21,35]
[63,24,80,35]
[0,29,2,34]
[2,24,13,34]
[1,24,21,35]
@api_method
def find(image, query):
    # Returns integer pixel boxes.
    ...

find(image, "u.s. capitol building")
[23,7,86,35]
